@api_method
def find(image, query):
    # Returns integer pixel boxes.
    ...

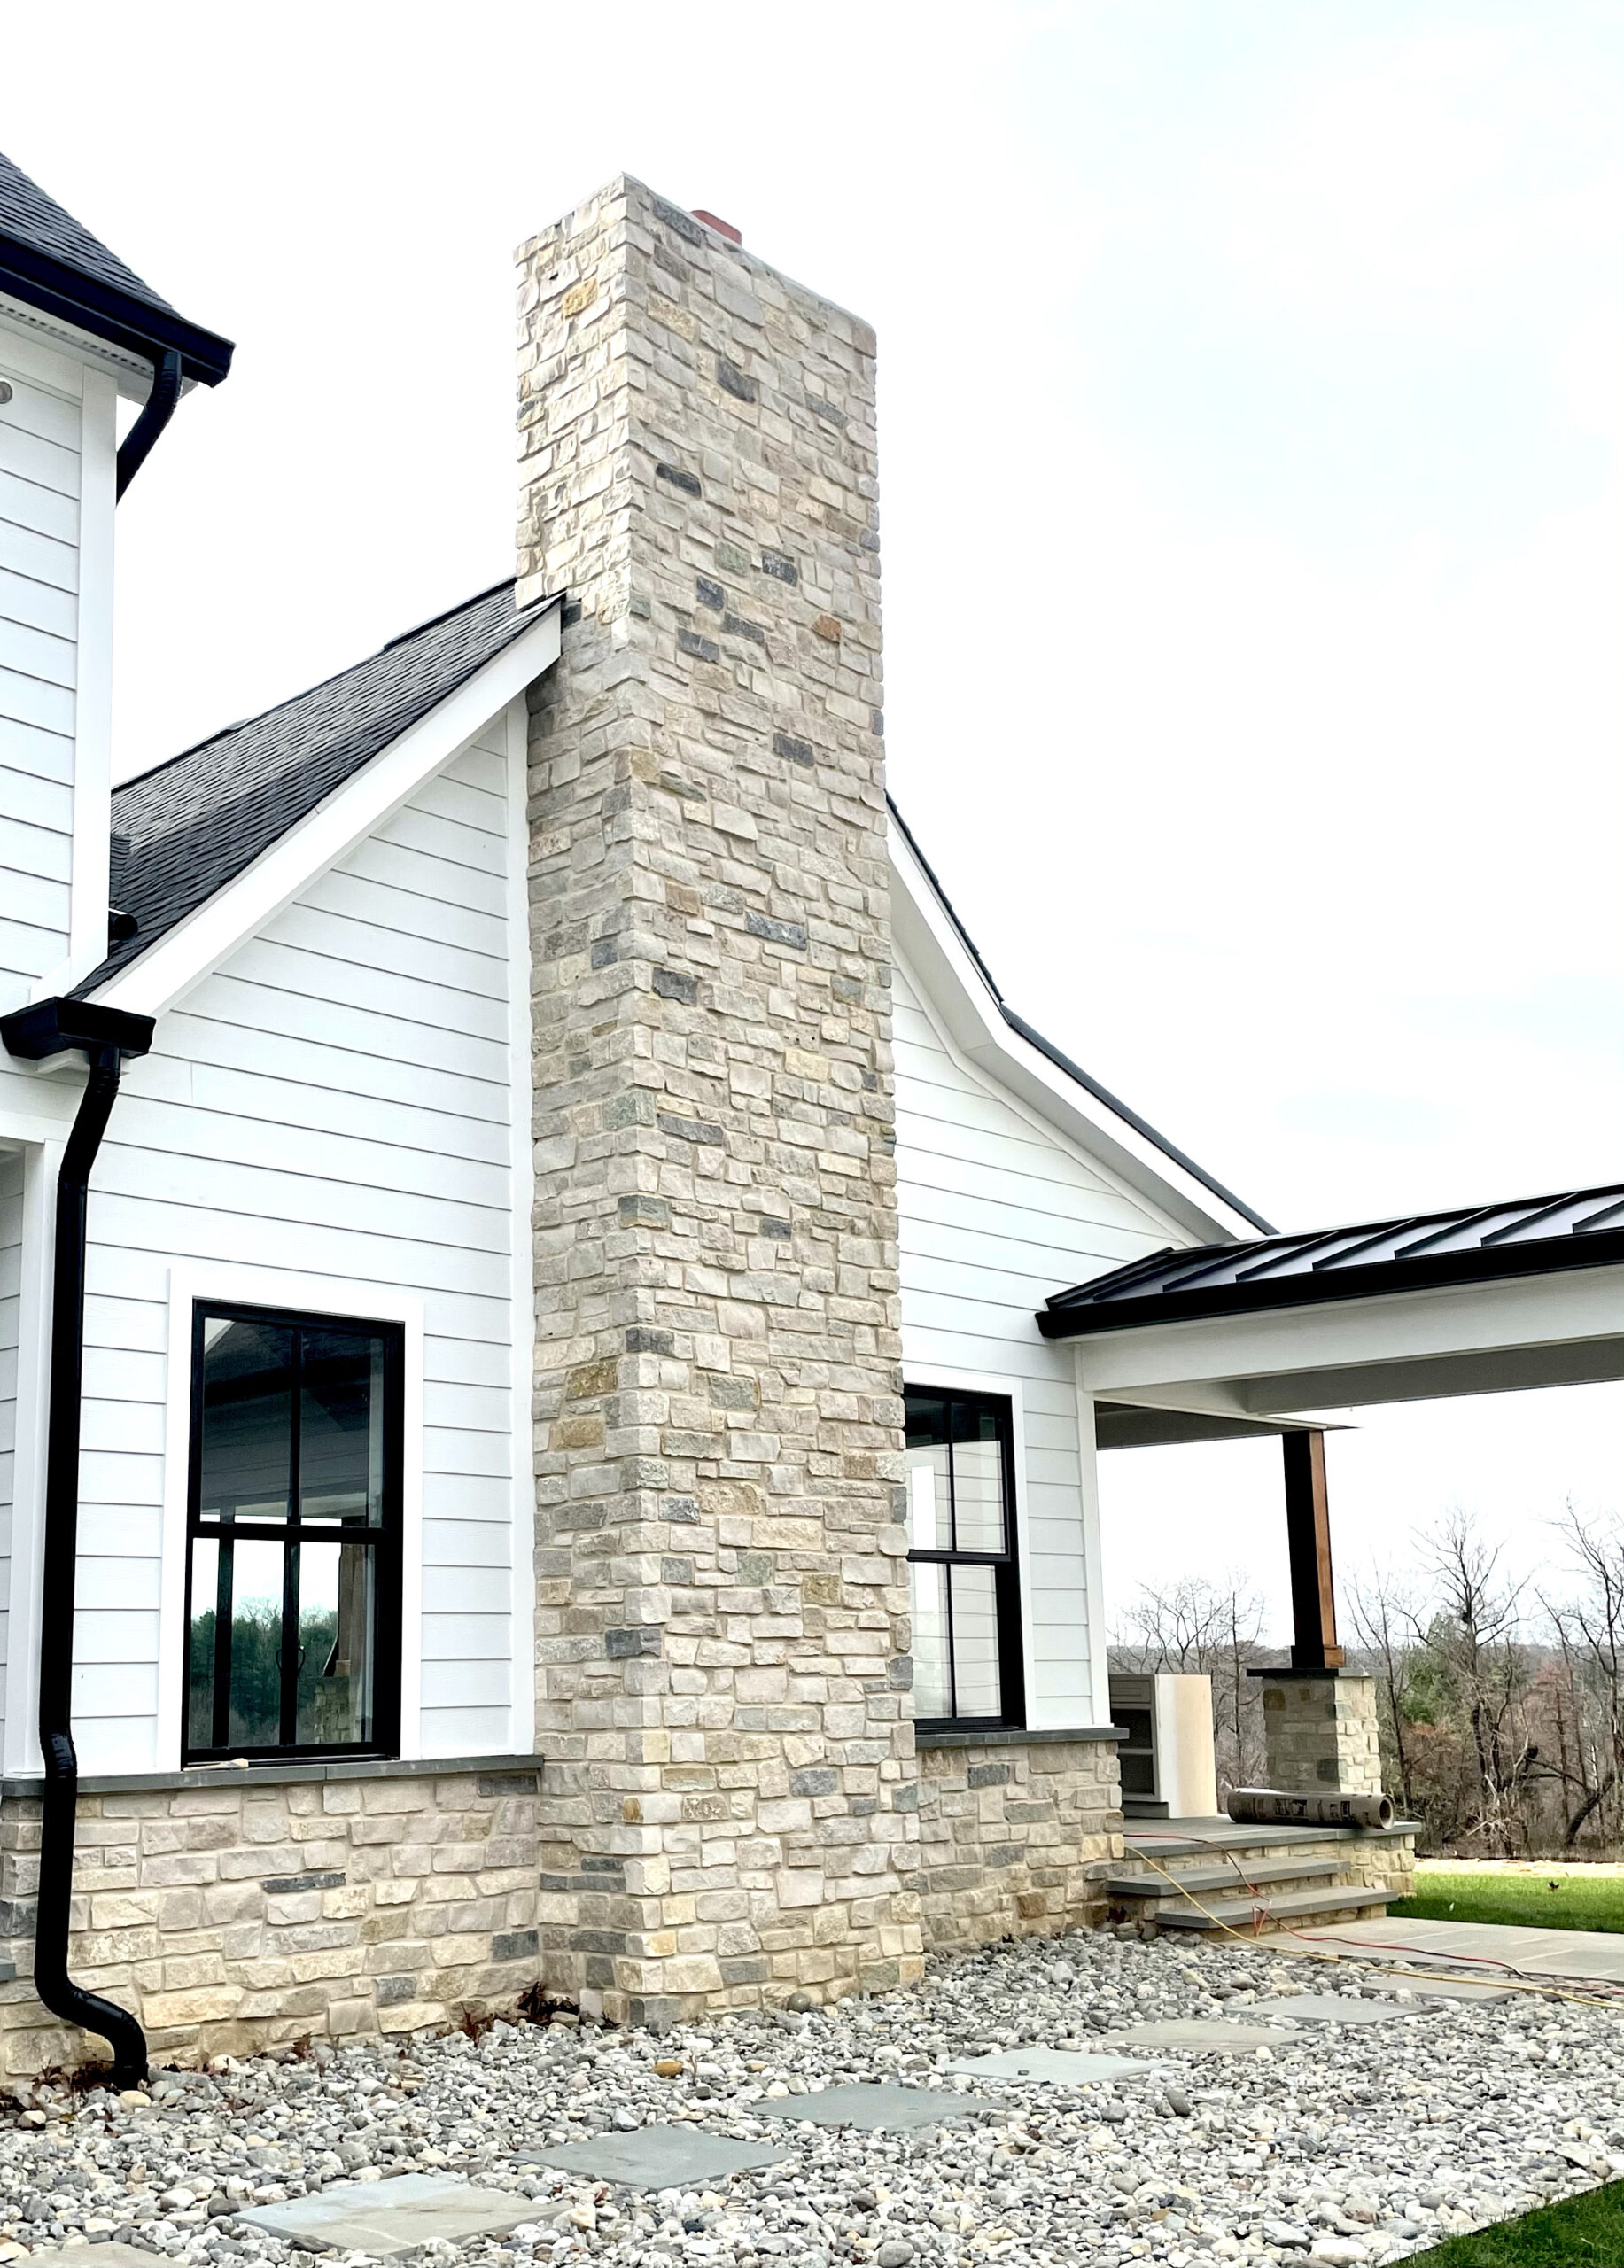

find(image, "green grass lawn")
[1405,2181,1624,2264]
[1392,1869,1624,1934]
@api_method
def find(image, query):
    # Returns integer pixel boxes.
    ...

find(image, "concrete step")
[1151,1881,1393,1933]
[1105,1855,1345,1901]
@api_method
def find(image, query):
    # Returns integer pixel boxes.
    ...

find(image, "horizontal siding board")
[221,936,509,1050]
[92,1144,509,1256]
[182,972,508,1090]
[0,466,76,544]
[162,1007,509,1129]
[0,514,76,595]
[0,563,75,640]
[420,1705,511,1756]
[85,1189,511,1298]
[0,612,74,689]
[262,899,506,1002]
[0,421,78,498]
[0,759,72,832]
[376,800,507,879]
[108,1094,509,1211]
[0,377,81,449]
[336,832,505,918]
[302,864,507,960]
[0,712,74,783]
[0,665,74,736]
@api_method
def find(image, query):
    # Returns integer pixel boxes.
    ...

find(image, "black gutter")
[885,793,1275,1236]
[114,348,183,501]
[0,235,233,384]
[1,997,156,2085]
[1037,1223,1624,1339]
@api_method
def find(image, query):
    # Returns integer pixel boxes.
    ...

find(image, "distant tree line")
[1109,1506,1624,1857]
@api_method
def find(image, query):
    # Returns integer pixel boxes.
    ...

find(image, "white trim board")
[89,602,561,1022]
[501,694,537,1759]
[155,1262,427,1773]
[888,814,1260,1249]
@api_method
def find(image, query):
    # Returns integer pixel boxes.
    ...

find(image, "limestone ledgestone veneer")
[915,1736,1123,1953]
[0,1762,542,2078]
[517,177,918,2027]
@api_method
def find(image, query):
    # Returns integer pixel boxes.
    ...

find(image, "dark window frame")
[905,1383,1025,1735]
[181,1299,404,1766]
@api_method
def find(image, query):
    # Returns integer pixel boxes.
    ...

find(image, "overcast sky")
[9,0,1621,1636]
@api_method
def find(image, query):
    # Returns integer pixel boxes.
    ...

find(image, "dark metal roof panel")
[1039,1181,1624,1338]
[0,147,232,381]
[79,579,556,997]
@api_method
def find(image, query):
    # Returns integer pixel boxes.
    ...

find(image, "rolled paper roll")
[1224,1787,1395,1831]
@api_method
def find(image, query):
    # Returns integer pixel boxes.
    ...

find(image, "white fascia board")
[90,603,560,1021]
[1072,1263,1624,1402]
[887,817,1259,1249]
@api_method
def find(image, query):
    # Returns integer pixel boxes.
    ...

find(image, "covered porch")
[1040,1181,1624,1873]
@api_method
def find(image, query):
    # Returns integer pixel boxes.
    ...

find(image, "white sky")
[9,1,1620,1638]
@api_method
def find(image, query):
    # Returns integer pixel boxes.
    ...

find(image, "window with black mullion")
[183,1304,402,1763]
[905,1386,1023,1729]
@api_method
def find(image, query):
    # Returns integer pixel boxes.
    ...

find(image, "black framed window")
[183,1303,403,1764]
[905,1385,1023,1731]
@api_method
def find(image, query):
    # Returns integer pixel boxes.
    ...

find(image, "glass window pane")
[199,1317,293,1523]
[949,1563,1001,1717]
[295,1540,377,1746]
[299,1330,386,1526]
[905,1445,948,1550]
[226,1537,287,1750]
[187,1534,220,1752]
[950,1403,1006,1553]
[910,1560,952,1720]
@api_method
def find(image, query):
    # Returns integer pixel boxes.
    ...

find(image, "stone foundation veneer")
[1255,1670,1383,1797]
[517,176,914,2028]
[915,1734,1123,1952]
[0,1760,542,2078]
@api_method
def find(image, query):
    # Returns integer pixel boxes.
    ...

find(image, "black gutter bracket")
[0,998,155,2085]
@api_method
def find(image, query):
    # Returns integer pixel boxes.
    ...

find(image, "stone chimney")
[517,178,917,2025]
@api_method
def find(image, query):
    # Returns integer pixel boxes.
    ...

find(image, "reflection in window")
[185,1306,400,1762]
[905,1386,1022,1728]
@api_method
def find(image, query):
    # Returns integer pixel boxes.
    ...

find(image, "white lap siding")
[69,722,527,1772]
[893,954,1176,1728]
[0,352,80,1006]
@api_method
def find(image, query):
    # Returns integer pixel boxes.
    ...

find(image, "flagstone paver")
[517,2127,789,2191]
[943,2047,1162,2084]
[1248,1993,1438,2024]
[237,2171,532,2254]
[756,2082,992,2130]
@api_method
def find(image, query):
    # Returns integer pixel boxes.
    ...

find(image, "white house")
[2,158,1614,2076]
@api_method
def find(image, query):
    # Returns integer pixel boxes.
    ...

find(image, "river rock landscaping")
[0,1930,1620,2268]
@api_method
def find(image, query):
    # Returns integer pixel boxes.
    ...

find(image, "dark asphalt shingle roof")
[0,146,233,382]
[81,579,556,997]
[1038,1183,1624,1338]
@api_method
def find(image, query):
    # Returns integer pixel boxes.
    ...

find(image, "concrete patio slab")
[237,2171,532,2253]
[758,2082,991,2130]
[943,2047,1162,2085]
[29,2250,153,2268]
[1286,1913,1624,1984]
[518,2126,789,2191]
[1248,1994,1435,2025]
[1095,2021,1289,2054]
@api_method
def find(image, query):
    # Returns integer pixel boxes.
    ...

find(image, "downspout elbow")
[115,348,183,501]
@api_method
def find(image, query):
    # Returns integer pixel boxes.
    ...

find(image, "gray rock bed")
[2,1930,1621,2268]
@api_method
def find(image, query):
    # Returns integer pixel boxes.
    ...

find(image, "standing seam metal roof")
[1037,1183,1624,1337]
[78,579,556,998]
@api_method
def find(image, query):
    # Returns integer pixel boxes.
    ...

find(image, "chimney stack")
[516,177,913,2026]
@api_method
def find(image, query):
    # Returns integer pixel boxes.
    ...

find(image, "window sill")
[915,1723,1126,1750]
[0,1751,546,1800]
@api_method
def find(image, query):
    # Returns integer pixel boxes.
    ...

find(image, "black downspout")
[114,348,183,502]
[1,999,155,2085]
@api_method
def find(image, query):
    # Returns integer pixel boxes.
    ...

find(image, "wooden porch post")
[1283,1428,1345,1670]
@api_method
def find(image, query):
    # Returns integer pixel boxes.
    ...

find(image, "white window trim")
[901,1364,1036,1733]
[157,1262,426,1772]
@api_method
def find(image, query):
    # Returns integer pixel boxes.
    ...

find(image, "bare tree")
[1347,1565,1420,1818]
